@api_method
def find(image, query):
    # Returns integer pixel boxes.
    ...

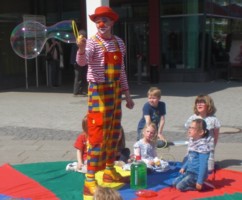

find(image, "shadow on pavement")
[1,80,242,99]
[217,159,242,169]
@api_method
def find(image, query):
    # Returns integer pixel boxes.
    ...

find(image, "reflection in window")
[161,0,204,15]
[161,0,184,15]
[206,0,229,15]
[227,0,242,18]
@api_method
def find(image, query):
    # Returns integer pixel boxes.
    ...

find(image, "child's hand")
[196,183,202,190]
[77,162,84,170]
[148,160,155,166]
[179,168,185,174]
[158,134,166,141]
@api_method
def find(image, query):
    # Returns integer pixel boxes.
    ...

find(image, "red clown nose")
[98,21,105,28]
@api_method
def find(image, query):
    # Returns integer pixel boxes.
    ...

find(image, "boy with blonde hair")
[137,87,166,141]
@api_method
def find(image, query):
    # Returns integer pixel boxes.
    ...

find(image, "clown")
[76,6,134,196]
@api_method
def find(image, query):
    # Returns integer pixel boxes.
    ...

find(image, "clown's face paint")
[94,17,113,37]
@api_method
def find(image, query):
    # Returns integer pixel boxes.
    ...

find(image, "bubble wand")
[72,20,86,44]
[72,20,79,40]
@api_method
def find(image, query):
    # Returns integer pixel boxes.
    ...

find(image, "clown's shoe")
[103,168,130,183]
[83,180,97,196]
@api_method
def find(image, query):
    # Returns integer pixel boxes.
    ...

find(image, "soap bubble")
[10,20,77,59]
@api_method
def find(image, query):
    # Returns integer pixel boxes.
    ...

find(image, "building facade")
[1,0,242,89]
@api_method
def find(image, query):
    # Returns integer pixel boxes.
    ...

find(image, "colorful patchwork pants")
[87,81,122,172]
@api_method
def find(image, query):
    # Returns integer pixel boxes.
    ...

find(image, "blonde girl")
[133,123,158,166]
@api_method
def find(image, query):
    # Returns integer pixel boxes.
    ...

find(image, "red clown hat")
[89,6,119,22]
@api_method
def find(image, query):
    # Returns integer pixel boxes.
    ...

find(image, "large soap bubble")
[10,20,78,59]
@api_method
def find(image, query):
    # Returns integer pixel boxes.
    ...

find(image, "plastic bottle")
[130,147,147,190]
[134,146,141,160]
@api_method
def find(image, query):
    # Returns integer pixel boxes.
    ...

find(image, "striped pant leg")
[105,81,122,165]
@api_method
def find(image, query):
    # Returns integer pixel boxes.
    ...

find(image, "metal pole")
[36,57,39,87]
[25,58,28,89]
[24,34,28,89]
[46,61,49,86]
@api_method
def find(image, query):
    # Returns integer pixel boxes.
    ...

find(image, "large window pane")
[161,15,202,69]
[161,17,184,69]
[161,0,204,15]
[205,17,230,70]
[227,0,242,18]
[206,0,229,16]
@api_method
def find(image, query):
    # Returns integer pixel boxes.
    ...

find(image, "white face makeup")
[94,17,113,36]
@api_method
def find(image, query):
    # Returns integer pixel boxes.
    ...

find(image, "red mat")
[135,169,242,200]
[0,163,58,200]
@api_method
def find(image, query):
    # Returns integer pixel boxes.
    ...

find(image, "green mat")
[14,161,85,200]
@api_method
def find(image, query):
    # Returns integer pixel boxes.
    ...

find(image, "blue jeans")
[173,171,197,191]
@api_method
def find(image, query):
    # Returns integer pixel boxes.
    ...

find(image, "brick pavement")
[0,80,242,171]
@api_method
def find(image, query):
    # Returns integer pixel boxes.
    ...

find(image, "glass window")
[45,0,58,13]
[160,0,205,70]
[62,0,81,20]
[161,0,204,15]
[227,0,242,18]
[231,19,242,34]
[113,3,148,19]
[161,0,184,15]
[114,21,148,81]
[62,0,80,11]
[0,0,32,22]
[206,0,229,16]
[205,17,230,70]
[160,0,235,71]
[161,15,202,69]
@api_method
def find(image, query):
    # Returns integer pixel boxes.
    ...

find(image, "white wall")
[86,0,109,38]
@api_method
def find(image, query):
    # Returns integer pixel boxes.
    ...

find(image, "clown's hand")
[76,34,86,52]
[126,98,134,109]
[124,90,134,109]
[77,34,86,44]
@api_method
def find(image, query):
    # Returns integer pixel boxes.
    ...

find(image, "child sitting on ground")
[133,123,158,167]
[173,118,210,191]
[66,115,88,173]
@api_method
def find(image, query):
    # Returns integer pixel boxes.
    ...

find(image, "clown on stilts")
[76,6,135,197]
